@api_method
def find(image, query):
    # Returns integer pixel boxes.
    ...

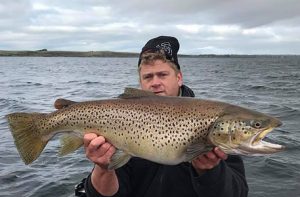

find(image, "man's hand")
[84,132,119,195]
[83,132,116,169]
[191,147,228,175]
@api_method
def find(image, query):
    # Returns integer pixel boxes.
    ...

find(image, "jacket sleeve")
[190,155,249,197]
[85,166,132,197]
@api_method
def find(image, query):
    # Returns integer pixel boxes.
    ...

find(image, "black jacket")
[84,85,248,197]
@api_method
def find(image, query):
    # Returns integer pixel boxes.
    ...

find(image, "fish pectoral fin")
[59,133,83,156]
[108,149,131,170]
[185,144,212,162]
[118,88,157,99]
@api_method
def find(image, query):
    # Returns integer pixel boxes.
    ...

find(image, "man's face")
[139,60,183,96]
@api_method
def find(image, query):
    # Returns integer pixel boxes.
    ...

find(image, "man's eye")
[143,75,152,80]
[158,73,168,78]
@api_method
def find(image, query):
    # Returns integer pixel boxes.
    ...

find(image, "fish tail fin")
[6,112,47,165]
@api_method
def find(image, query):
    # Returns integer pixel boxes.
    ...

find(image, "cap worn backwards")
[138,36,180,70]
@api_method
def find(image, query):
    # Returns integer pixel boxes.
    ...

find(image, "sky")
[1,0,300,55]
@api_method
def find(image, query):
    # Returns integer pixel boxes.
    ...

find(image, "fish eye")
[251,121,262,129]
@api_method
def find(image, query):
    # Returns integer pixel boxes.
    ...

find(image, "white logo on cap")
[156,42,172,56]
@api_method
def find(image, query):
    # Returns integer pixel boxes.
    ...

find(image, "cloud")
[212,0,300,28]
[0,0,299,54]
[102,0,300,27]
[0,1,31,30]
[0,0,30,17]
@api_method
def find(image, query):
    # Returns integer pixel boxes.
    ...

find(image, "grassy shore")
[0,50,140,57]
[0,50,296,58]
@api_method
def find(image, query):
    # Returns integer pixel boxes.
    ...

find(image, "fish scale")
[6,88,284,169]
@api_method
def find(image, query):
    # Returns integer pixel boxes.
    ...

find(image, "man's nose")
[150,76,161,87]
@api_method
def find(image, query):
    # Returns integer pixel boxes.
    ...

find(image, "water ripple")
[1,56,299,197]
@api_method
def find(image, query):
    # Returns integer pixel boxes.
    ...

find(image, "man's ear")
[177,71,183,86]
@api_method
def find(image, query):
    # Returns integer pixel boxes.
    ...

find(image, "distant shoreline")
[0,50,298,58]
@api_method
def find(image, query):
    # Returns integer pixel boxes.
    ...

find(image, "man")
[83,36,248,197]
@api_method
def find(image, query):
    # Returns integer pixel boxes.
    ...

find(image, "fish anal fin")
[185,143,212,162]
[59,133,83,156]
[108,149,131,170]
[118,88,156,99]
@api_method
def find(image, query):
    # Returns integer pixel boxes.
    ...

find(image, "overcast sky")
[1,0,300,54]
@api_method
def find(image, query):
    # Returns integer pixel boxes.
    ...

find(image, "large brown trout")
[6,88,284,169]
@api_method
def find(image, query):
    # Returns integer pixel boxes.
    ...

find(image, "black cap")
[138,36,180,70]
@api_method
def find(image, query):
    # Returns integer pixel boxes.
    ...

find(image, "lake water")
[0,56,299,197]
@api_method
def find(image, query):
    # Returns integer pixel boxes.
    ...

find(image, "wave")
[243,84,298,92]
[65,80,101,85]
[8,82,43,88]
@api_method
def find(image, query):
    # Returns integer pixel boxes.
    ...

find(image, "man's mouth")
[153,91,165,95]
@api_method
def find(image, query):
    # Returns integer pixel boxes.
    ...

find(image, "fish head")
[208,106,284,155]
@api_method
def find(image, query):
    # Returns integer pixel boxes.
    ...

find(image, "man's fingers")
[95,142,111,156]
[192,149,225,171]
[206,151,218,161]
[213,147,228,160]
[106,146,116,160]
[193,156,214,170]
[82,132,117,169]
[87,136,108,151]
[83,133,99,147]
[92,143,116,168]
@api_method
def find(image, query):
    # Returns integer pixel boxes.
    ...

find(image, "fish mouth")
[247,125,284,154]
[251,127,274,146]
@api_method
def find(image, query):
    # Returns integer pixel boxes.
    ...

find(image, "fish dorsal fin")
[54,98,77,109]
[118,88,157,99]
